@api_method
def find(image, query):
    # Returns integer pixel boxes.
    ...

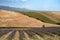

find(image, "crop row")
[0,28,60,40]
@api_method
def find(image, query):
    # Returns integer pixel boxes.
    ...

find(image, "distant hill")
[0,6,31,12]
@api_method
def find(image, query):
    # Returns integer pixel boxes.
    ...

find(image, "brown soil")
[52,12,60,16]
[38,12,59,22]
[0,10,59,27]
[12,31,19,40]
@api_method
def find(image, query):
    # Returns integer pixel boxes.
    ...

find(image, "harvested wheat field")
[0,10,59,27]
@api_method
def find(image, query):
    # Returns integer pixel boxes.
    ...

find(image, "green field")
[19,12,60,25]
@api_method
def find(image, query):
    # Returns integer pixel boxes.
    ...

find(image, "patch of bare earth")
[52,12,60,16]
[52,12,60,20]
[47,12,60,21]
[0,10,59,27]
[12,31,19,40]
[38,12,60,22]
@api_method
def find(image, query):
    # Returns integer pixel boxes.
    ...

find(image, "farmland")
[0,10,58,27]
[0,27,60,40]
[20,12,60,24]
[0,10,60,40]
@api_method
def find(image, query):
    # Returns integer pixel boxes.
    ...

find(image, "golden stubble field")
[0,10,59,27]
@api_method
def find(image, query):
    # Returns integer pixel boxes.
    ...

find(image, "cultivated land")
[20,12,60,24]
[0,10,59,27]
[0,27,60,40]
[0,10,60,40]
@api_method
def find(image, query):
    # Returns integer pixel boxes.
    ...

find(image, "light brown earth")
[47,12,60,21]
[0,10,59,27]
[52,12,60,20]
[38,12,60,22]
[52,12,60,16]
[23,31,31,40]
[12,31,19,40]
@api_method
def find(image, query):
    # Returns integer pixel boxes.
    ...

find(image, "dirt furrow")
[12,31,19,40]
[23,31,31,40]
[0,31,13,40]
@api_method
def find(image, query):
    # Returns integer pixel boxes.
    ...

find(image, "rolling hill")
[20,12,60,25]
[0,6,60,27]
[0,6,60,40]
[0,10,58,27]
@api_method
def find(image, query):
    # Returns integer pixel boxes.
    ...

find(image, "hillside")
[20,12,60,24]
[39,12,60,22]
[52,12,60,16]
[0,10,58,27]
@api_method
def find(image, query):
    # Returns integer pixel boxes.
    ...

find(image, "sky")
[0,0,60,11]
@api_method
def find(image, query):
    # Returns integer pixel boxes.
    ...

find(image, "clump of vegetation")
[56,23,60,25]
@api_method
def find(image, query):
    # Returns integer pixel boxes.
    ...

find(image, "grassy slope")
[19,12,60,24]
[40,12,60,21]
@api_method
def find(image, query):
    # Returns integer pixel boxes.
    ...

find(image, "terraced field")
[0,27,60,40]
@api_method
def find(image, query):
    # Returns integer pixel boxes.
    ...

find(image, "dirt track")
[0,10,59,27]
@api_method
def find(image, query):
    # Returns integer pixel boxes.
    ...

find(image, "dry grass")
[0,10,58,27]
[38,12,60,22]
[52,12,60,16]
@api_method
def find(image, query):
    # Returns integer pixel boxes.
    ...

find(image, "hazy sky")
[0,0,60,11]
